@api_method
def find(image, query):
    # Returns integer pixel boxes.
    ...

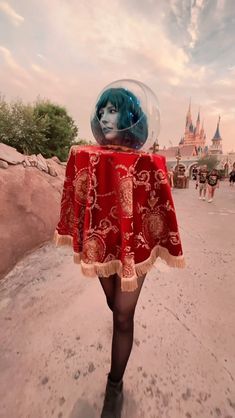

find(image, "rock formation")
[0,143,66,279]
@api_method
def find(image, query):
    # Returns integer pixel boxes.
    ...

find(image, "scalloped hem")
[54,230,185,292]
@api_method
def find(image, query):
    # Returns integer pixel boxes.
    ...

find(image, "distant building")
[153,101,235,176]
[159,144,198,160]
[181,101,206,151]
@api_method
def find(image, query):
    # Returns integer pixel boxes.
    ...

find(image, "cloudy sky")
[0,0,235,152]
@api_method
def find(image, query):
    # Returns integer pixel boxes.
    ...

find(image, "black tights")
[99,274,146,382]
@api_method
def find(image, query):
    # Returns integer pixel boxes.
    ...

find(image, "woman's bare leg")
[203,186,206,199]
[207,186,211,200]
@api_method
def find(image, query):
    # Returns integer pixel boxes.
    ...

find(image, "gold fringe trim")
[80,259,122,278]
[74,253,81,263]
[121,276,138,292]
[135,246,185,277]
[54,231,185,292]
[80,260,138,292]
[54,230,73,246]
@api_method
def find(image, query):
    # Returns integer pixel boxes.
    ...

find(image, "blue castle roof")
[212,116,222,141]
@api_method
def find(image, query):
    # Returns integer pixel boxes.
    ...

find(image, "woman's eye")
[110,108,117,113]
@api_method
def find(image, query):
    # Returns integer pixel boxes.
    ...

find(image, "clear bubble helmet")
[90,79,160,151]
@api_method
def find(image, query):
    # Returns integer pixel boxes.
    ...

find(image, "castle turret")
[195,110,200,136]
[185,100,192,134]
[200,120,204,137]
[210,116,222,155]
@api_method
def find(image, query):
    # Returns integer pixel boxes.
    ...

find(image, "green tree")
[198,155,218,171]
[0,96,11,143]
[72,138,93,146]
[0,97,49,155]
[34,100,78,161]
[0,96,79,160]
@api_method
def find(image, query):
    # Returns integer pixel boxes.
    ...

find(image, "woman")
[55,81,184,418]
[92,87,149,417]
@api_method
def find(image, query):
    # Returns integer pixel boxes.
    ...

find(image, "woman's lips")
[102,127,113,133]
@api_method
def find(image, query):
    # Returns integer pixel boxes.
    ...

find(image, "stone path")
[0,181,235,418]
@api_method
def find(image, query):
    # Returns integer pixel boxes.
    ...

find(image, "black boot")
[101,374,124,418]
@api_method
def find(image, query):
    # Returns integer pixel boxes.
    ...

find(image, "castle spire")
[185,98,192,128]
[195,108,200,135]
[210,115,222,155]
[200,120,204,135]
[213,115,221,140]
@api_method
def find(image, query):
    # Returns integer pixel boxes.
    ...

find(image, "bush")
[0,96,80,161]
[34,100,78,161]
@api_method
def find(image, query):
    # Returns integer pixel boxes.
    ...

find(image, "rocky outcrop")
[0,143,66,175]
[0,143,66,279]
[0,143,25,165]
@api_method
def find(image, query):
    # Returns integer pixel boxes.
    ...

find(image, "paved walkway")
[0,181,235,418]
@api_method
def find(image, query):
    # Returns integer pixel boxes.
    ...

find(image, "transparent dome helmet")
[90,79,160,151]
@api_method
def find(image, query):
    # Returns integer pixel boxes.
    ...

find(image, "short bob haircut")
[91,87,148,150]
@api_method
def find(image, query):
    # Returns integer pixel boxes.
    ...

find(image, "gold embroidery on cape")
[134,232,150,250]
[168,232,181,245]
[133,170,151,191]
[104,253,117,262]
[60,186,75,231]
[110,206,118,219]
[86,217,119,243]
[123,255,136,278]
[124,232,134,241]
[142,212,167,243]
[148,191,160,210]
[83,235,106,263]
[73,168,90,205]
[119,177,133,217]
[136,191,169,247]
[154,169,168,189]
[90,154,100,166]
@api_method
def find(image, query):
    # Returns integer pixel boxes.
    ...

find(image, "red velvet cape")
[55,145,185,291]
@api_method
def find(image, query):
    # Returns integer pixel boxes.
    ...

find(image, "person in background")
[192,166,198,189]
[229,167,235,186]
[196,165,208,200]
[207,168,220,202]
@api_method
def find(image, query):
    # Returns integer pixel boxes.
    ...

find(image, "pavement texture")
[0,180,235,418]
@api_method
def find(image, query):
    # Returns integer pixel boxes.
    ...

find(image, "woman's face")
[98,101,119,141]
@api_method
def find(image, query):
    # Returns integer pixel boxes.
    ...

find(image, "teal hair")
[91,87,148,149]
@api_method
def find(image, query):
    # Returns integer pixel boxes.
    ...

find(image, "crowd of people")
[193,164,235,202]
[168,164,235,204]
[194,165,220,202]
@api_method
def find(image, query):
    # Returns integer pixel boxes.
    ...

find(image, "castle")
[179,101,223,155]
[156,101,235,176]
